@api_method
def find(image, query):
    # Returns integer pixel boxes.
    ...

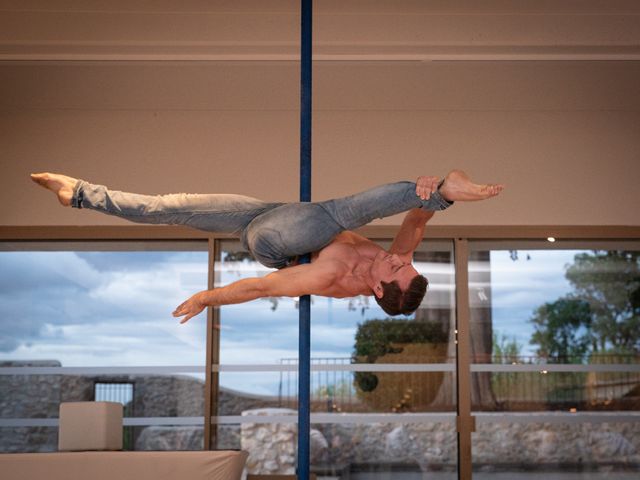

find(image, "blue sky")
[484,249,579,356]
[0,247,582,395]
[0,250,209,365]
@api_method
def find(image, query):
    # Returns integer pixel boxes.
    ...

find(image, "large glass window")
[215,239,457,478]
[0,242,209,452]
[469,241,640,477]
[5,233,637,477]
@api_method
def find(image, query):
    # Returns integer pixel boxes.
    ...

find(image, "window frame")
[1,224,639,470]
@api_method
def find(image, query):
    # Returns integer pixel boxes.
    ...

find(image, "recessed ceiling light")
[547,237,556,242]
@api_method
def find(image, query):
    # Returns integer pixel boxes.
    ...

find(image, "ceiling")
[1,0,639,61]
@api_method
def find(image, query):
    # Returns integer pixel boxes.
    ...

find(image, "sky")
[0,246,582,395]
[484,249,579,356]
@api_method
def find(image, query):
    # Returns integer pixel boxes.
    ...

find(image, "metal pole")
[298,0,312,479]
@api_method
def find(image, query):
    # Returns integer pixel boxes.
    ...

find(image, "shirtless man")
[31,170,503,323]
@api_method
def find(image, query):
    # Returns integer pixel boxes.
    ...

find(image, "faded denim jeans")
[72,181,453,269]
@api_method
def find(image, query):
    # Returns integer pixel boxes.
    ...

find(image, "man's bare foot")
[30,172,78,207]
[439,170,504,202]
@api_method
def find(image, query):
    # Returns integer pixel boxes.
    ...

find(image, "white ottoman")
[58,401,123,451]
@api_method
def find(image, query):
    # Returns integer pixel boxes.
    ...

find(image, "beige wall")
[1,1,639,228]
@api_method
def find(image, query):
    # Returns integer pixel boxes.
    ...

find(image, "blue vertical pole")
[298,0,312,480]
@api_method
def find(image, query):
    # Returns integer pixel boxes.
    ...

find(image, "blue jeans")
[72,181,453,269]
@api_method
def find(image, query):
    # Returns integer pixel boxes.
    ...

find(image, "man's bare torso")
[305,231,382,298]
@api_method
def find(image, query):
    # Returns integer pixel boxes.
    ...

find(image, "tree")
[529,250,640,361]
[529,297,592,363]
[564,251,640,353]
[493,332,522,364]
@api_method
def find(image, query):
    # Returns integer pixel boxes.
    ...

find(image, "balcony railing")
[277,355,640,412]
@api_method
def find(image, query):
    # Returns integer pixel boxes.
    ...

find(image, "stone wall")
[239,408,640,475]
[241,409,298,475]
[0,360,280,452]
[135,426,203,451]
[473,421,640,469]
[3,361,639,474]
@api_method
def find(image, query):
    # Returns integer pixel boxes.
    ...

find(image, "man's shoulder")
[321,231,375,252]
[332,230,368,243]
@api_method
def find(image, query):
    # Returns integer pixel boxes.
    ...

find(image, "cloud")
[482,249,582,355]
[1,247,591,393]
[0,251,208,354]
[310,324,358,354]
[76,251,201,273]
[9,316,208,366]
[0,252,102,293]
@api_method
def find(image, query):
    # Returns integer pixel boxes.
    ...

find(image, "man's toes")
[31,173,44,184]
[489,184,505,196]
[30,173,48,186]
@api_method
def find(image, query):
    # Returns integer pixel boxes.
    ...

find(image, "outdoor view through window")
[468,245,639,475]
[0,245,208,452]
[1,241,638,478]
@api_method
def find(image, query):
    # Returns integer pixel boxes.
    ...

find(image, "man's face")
[370,251,419,296]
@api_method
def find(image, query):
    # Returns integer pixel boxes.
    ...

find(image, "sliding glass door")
[214,239,459,479]
[0,241,209,452]
[468,241,640,479]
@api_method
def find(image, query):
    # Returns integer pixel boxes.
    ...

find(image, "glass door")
[468,241,640,479]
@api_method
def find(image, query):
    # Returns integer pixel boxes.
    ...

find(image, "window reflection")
[470,247,640,410]
[0,245,208,452]
[216,240,458,476]
[469,244,640,476]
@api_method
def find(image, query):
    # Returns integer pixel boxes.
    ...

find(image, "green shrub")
[352,319,448,394]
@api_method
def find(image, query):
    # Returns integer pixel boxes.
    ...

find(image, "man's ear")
[374,283,384,299]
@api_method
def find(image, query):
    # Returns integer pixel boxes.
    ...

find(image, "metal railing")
[279,357,356,412]
[277,355,640,412]
[277,357,455,412]
[485,354,640,409]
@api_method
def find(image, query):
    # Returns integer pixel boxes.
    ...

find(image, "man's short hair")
[374,274,428,316]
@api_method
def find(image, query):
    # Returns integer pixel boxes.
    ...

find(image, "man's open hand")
[173,291,206,324]
[415,176,441,200]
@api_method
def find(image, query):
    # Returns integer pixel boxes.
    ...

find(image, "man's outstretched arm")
[389,171,505,258]
[172,262,338,324]
[389,209,435,259]
[389,176,440,259]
